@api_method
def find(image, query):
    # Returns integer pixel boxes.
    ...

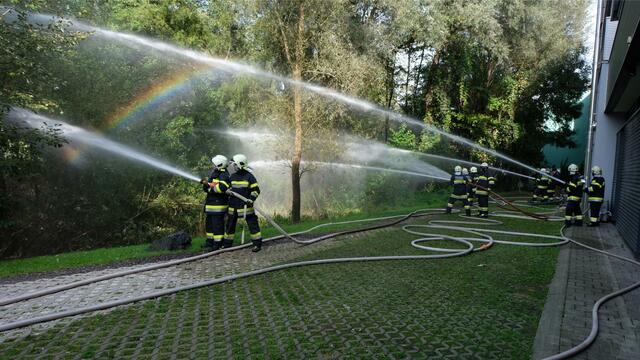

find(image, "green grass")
[0,191,449,278]
[0,208,561,359]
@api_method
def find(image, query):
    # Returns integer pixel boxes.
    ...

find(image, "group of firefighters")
[203,153,606,253]
[445,162,495,218]
[200,154,263,252]
[446,162,606,227]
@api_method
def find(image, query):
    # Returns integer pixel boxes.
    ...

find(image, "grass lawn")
[0,191,450,278]
[0,209,561,359]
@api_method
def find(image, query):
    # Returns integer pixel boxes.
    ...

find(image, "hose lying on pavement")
[0,207,431,307]
[540,226,640,360]
[0,211,568,332]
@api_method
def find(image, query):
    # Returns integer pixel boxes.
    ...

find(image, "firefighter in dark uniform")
[200,155,230,251]
[225,154,263,252]
[468,166,478,209]
[475,162,493,218]
[446,165,471,216]
[544,169,556,201]
[536,168,552,203]
[531,169,544,203]
[565,163,585,227]
[587,165,605,227]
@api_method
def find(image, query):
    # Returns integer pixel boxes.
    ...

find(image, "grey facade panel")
[613,113,640,256]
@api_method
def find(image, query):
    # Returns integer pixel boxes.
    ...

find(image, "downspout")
[583,0,605,211]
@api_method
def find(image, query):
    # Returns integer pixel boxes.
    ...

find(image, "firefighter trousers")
[565,200,583,225]
[477,195,489,217]
[589,201,602,225]
[225,207,262,248]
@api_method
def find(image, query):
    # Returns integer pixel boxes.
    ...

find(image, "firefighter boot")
[222,238,234,248]
[202,238,214,250]
[251,239,262,253]
[212,241,222,251]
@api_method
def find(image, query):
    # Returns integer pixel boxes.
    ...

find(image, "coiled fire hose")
[0,195,638,360]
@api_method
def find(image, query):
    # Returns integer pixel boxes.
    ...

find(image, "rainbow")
[106,65,213,131]
[65,65,213,164]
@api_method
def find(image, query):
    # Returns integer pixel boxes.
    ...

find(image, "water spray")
[249,160,450,182]
[8,9,563,183]
[6,108,201,183]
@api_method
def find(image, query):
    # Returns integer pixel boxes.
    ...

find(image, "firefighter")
[468,166,478,209]
[200,155,230,251]
[225,154,263,252]
[564,163,585,227]
[587,166,605,227]
[474,162,492,218]
[545,169,556,201]
[537,168,551,203]
[446,165,471,216]
[531,170,543,203]
[550,165,562,198]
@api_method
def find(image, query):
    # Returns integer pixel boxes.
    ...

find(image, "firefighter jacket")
[588,176,605,202]
[467,174,477,196]
[228,169,261,209]
[450,174,468,196]
[203,168,230,213]
[566,173,585,201]
[536,176,552,190]
[475,169,493,195]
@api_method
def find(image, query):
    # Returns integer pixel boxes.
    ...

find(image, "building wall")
[591,62,626,208]
[543,95,590,169]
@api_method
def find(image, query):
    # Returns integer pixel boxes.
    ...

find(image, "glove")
[200,178,208,185]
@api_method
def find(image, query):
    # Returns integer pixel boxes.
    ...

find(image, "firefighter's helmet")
[454,165,462,174]
[481,162,488,168]
[211,155,228,169]
[462,168,469,175]
[470,166,478,174]
[592,165,602,175]
[232,154,248,170]
[568,164,578,174]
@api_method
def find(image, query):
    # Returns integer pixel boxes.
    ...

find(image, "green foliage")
[389,124,416,150]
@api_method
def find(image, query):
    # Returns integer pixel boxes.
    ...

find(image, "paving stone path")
[533,223,640,359]
[0,233,349,342]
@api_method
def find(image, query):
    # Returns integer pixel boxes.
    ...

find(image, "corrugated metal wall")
[613,113,640,257]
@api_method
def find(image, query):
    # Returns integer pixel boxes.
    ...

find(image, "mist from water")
[7,108,200,182]
[347,139,536,180]
[250,160,450,182]
[14,10,561,182]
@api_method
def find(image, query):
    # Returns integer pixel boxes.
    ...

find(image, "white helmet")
[454,165,462,174]
[232,154,248,169]
[592,165,602,175]
[211,155,228,169]
[462,168,469,175]
[480,162,488,168]
[470,166,478,174]
[540,168,547,174]
[568,164,578,174]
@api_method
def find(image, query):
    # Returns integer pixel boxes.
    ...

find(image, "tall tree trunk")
[413,47,425,115]
[404,45,412,109]
[290,3,305,223]
[384,53,395,143]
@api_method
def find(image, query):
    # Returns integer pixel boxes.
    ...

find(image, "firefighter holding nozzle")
[225,154,263,252]
[446,165,471,216]
[200,155,231,251]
